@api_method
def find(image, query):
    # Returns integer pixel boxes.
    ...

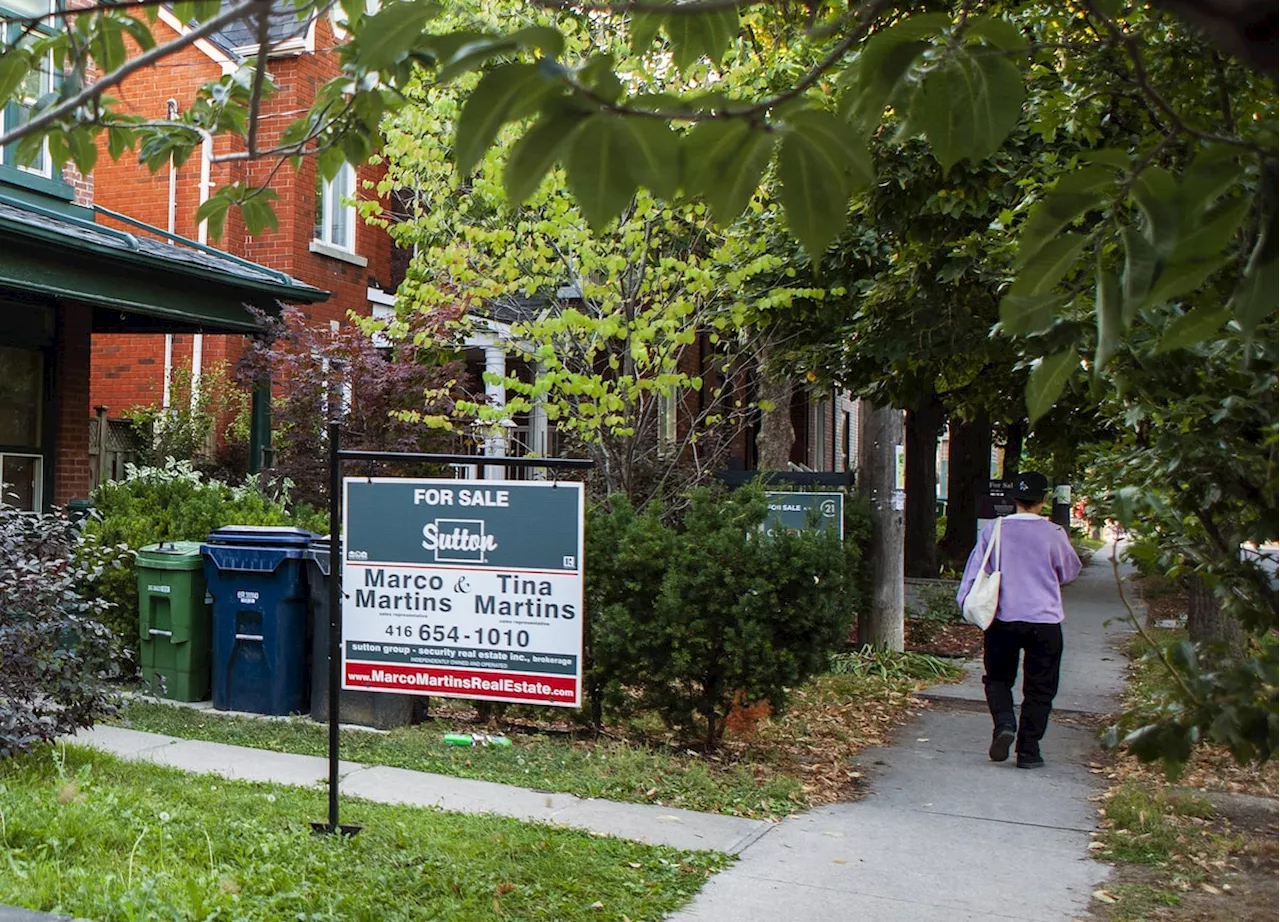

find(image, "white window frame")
[314,162,357,253]
[2,0,55,178]
[0,452,43,511]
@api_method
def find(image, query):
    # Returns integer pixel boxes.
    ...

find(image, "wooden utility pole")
[858,404,905,651]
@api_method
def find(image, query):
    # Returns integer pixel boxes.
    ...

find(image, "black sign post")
[311,422,593,836]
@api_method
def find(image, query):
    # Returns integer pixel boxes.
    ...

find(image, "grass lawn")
[0,745,727,922]
[115,659,959,819]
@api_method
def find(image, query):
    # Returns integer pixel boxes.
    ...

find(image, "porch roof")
[0,193,328,334]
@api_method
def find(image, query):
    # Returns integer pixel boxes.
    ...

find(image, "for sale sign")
[341,478,584,707]
[764,491,845,540]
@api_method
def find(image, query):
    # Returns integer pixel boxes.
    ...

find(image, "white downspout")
[191,131,214,409]
[163,99,179,411]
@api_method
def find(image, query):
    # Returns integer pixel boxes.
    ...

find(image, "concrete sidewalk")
[68,544,1135,921]
[672,544,1135,922]
[73,723,770,855]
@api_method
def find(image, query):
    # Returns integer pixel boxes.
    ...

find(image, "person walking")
[957,471,1082,769]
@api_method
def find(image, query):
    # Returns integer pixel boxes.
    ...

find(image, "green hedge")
[586,484,861,746]
[80,460,326,660]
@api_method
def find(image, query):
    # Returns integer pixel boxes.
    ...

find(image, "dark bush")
[586,484,851,747]
[0,506,126,757]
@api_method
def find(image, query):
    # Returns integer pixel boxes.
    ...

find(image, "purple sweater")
[956,514,1083,624]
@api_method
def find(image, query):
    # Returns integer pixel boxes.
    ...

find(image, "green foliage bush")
[80,460,320,659]
[586,484,852,747]
[1,506,127,756]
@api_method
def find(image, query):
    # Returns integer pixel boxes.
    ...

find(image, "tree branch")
[243,2,273,157]
[0,0,261,149]
[567,0,892,122]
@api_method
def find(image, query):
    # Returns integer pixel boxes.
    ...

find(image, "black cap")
[1012,471,1050,502]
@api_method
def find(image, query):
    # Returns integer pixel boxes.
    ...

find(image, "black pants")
[983,620,1063,757]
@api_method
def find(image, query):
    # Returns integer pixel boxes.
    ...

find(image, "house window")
[0,345,43,510]
[1,0,56,179]
[314,163,356,252]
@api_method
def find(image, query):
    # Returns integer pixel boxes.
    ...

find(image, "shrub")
[236,306,466,509]
[0,506,126,757]
[80,459,316,657]
[587,484,850,747]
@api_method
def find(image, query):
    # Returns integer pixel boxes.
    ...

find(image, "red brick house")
[88,3,397,442]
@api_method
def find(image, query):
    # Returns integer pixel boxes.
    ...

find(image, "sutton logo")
[422,519,498,563]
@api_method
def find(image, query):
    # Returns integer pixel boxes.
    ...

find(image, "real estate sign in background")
[341,478,585,707]
[764,491,845,539]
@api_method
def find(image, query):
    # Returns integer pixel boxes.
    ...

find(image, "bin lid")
[138,541,206,570]
[307,536,333,575]
[204,525,318,548]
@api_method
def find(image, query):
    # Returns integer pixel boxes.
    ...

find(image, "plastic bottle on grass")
[443,733,512,747]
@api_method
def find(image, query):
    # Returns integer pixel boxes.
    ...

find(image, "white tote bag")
[961,517,1003,630]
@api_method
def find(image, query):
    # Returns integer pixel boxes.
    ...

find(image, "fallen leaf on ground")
[1093,890,1117,904]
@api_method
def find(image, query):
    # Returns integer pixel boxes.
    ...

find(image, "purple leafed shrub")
[237,306,469,508]
[0,506,127,758]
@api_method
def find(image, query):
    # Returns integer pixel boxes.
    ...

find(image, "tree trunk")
[905,394,945,578]
[1186,574,1244,650]
[755,343,794,471]
[857,404,905,651]
[1002,421,1025,479]
[940,409,991,567]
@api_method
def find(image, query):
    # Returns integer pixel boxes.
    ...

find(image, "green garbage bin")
[138,541,213,701]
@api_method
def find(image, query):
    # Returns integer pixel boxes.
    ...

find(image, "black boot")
[988,725,1016,762]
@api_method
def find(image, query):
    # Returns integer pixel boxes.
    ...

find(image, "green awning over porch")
[0,193,328,332]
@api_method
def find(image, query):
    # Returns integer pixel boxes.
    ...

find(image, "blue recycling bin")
[201,526,317,716]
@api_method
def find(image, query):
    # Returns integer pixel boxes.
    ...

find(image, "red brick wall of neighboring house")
[54,304,93,504]
[88,13,393,420]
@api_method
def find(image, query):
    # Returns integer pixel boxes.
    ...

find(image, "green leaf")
[0,51,30,104]
[505,111,580,206]
[565,116,636,230]
[684,120,775,225]
[999,292,1068,335]
[93,17,129,73]
[663,6,739,73]
[455,63,541,176]
[777,109,868,258]
[963,16,1026,52]
[630,11,663,55]
[1230,256,1278,336]
[119,15,158,51]
[913,51,1024,172]
[1026,350,1078,424]
[1170,198,1249,265]
[1179,146,1242,213]
[1146,257,1226,307]
[1012,170,1113,272]
[1008,232,1087,297]
[66,128,97,175]
[619,119,681,201]
[1154,306,1231,354]
[839,14,948,134]
[1081,148,1130,171]
[1131,167,1180,258]
[1120,224,1158,325]
[106,126,135,160]
[354,0,442,70]
[1094,259,1121,376]
[195,193,232,242]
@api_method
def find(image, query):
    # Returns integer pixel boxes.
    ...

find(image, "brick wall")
[54,303,93,503]
[89,14,395,417]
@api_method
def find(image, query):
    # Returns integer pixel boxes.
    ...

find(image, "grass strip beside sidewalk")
[115,664,957,819]
[0,745,727,922]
